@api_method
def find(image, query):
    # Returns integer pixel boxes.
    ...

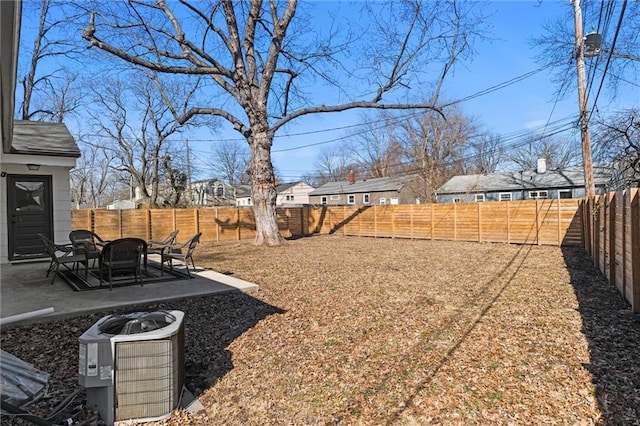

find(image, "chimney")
[348,170,355,184]
[274,178,279,187]
[537,158,547,174]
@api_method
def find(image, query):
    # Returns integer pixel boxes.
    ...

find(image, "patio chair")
[69,230,106,267]
[98,238,147,290]
[38,234,88,284]
[160,232,202,277]
[145,230,179,269]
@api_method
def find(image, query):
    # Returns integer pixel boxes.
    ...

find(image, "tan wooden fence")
[582,188,640,313]
[72,195,640,312]
[72,199,583,246]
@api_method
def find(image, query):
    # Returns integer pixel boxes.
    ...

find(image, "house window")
[330,195,340,200]
[321,196,328,205]
[363,193,370,204]
[558,190,572,199]
[285,195,294,201]
[390,197,399,205]
[475,194,485,202]
[379,198,386,205]
[499,193,512,201]
[529,190,548,199]
[215,186,224,197]
[347,194,356,204]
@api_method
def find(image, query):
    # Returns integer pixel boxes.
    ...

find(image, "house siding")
[437,186,603,203]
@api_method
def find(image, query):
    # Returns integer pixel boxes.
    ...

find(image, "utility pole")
[572,0,596,199]
[185,138,192,207]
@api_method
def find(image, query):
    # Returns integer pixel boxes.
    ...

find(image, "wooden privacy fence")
[583,188,640,313]
[72,198,583,246]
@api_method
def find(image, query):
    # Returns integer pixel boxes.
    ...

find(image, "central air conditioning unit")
[78,310,185,425]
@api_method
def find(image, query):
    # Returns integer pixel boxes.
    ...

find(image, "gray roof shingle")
[437,166,612,194]
[309,175,414,196]
[11,120,80,157]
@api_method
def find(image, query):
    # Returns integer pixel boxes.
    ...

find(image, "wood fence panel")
[71,210,91,231]
[149,209,177,241]
[432,204,455,240]
[341,206,363,236]
[393,205,416,238]
[214,207,239,241]
[120,210,149,240]
[174,209,199,241]
[92,210,122,241]
[508,201,538,244]
[238,207,257,240]
[197,209,219,242]
[614,193,625,295]
[455,203,479,242]
[479,202,509,243]
[379,205,396,237]
[561,200,583,246]
[596,195,605,271]
[625,189,640,312]
[537,200,560,246]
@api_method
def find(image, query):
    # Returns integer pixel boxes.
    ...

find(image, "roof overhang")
[1,0,21,154]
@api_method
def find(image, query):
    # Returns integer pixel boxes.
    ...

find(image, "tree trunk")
[248,131,285,246]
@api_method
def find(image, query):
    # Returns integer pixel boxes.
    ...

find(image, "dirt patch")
[2,235,639,425]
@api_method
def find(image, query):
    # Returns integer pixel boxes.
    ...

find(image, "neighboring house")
[276,181,314,207]
[235,181,315,207]
[106,200,138,210]
[235,185,252,207]
[436,159,612,203]
[308,173,422,206]
[190,178,236,206]
[1,2,81,263]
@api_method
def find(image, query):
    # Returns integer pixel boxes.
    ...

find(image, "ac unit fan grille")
[114,335,183,422]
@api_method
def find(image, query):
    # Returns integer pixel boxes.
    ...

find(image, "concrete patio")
[0,256,259,326]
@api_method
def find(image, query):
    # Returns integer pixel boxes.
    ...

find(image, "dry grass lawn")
[2,235,639,425]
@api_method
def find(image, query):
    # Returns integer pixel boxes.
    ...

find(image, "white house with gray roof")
[309,174,421,206]
[1,1,81,263]
[437,160,612,203]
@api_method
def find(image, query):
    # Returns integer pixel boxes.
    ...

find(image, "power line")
[589,0,628,118]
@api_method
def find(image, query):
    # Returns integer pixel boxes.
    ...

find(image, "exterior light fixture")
[26,164,41,171]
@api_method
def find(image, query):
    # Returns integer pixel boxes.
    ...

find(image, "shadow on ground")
[561,246,640,424]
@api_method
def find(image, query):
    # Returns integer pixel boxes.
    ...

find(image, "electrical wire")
[589,0,628,118]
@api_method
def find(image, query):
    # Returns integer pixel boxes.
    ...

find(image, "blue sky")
[232,0,637,181]
[17,1,639,182]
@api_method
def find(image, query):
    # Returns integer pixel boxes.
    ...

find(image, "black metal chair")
[69,230,106,267]
[98,238,147,290]
[145,230,179,269]
[38,234,88,284]
[160,232,202,277]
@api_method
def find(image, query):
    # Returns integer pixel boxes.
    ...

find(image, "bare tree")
[86,74,197,207]
[505,134,581,171]
[593,109,640,189]
[208,141,250,185]
[18,0,84,121]
[343,111,406,179]
[306,147,356,186]
[71,140,119,208]
[392,108,476,202]
[465,133,504,174]
[82,0,487,245]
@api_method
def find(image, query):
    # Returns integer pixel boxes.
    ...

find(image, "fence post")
[430,203,434,240]
[453,202,457,241]
[557,199,561,246]
[477,202,482,243]
[535,199,540,245]
[629,189,640,313]
[506,202,510,244]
